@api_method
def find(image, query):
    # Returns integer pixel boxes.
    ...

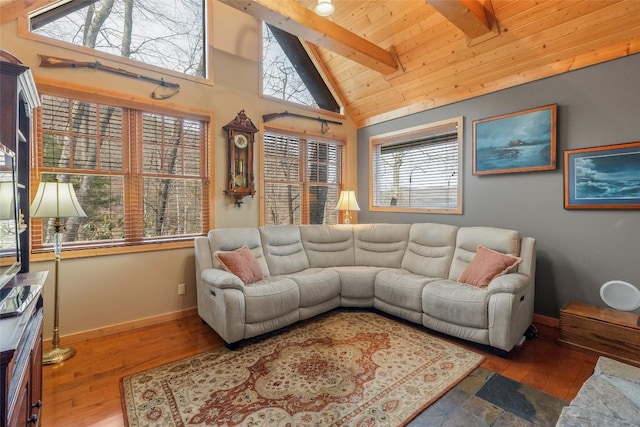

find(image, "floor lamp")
[335,190,360,224]
[30,179,86,365]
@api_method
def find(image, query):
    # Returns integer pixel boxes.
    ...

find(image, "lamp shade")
[315,0,335,16]
[30,181,87,218]
[0,181,15,220]
[335,190,360,212]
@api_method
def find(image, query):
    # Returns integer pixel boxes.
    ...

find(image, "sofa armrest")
[201,268,244,290]
[487,273,530,294]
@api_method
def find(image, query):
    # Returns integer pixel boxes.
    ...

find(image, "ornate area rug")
[121,311,483,426]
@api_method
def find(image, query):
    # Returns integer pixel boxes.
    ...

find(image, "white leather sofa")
[194,223,536,353]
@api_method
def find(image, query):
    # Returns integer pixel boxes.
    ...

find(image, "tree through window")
[262,129,343,225]
[33,93,208,251]
[370,117,463,214]
[262,23,340,113]
[29,0,205,77]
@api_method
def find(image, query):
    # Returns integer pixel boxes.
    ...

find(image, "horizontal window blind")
[371,118,462,213]
[263,129,343,225]
[33,93,209,252]
[139,113,204,239]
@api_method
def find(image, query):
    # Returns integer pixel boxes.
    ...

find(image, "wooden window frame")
[260,125,345,226]
[24,0,210,81]
[369,117,464,215]
[31,87,213,260]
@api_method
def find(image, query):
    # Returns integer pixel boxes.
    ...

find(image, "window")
[262,128,343,225]
[32,93,209,252]
[262,23,340,113]
[370,117,463,214]
[29,0,205,78]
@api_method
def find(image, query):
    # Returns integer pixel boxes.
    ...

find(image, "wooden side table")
[559,301,640,368]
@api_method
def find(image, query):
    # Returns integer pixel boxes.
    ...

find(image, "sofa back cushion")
[402,223,459,278]
[353,224,410,268]
[260,225,310,275]
[300,225,355,268]
[448,226,521,281]
[208,227,270,277]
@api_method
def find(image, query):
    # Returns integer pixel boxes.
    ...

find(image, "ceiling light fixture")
[315,0,335,17]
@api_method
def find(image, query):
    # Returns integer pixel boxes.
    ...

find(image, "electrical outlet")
[177,283,186,295]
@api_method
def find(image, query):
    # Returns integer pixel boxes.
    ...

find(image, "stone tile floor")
[409,367,567,426]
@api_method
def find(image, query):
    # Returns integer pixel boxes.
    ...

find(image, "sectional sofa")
[194,223,536,353]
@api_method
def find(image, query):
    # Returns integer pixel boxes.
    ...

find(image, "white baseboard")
[44,307,198,346]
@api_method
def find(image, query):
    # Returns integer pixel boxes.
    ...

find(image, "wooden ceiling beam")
[224,0,399,75]
[426,0,499,44]
[0,0,59,25]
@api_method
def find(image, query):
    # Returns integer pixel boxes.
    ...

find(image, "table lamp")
[335,190,360,224]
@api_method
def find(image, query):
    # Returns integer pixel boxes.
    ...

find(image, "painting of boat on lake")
[473,104,557,175]
[564,141,640,209]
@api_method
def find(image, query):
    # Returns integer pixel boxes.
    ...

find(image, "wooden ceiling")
[231,0,640,127]
[3,1,640,128]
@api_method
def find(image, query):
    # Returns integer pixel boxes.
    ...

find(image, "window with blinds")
[370,117,463,214]
[32,94,209,251]
[262,129,343,225]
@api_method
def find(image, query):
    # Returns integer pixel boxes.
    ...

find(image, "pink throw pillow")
[214,246,264,285]
[458,245,522,288]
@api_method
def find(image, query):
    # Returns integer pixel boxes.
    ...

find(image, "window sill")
[30,239,195,262]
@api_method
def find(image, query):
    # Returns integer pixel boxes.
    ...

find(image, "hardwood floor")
[42,314,597,426]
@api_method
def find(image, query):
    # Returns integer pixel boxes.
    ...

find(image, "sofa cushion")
[458,245,522,288]
[448,227,521,281]
[353,224,410,268]
[242,276,300,324]
[422,279,490,329]
[260,225,310,275]
[208,228,270,277]
[285,268,341,307]
[330,266,383,304]
[402,223,458,278]
[300,225,355,267]
[375,269,436,312]
[215,246,264,285]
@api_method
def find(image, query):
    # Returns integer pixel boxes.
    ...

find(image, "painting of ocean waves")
[575,151,640,200]
[566,141,640,209]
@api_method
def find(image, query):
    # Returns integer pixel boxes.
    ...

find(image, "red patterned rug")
[121,311,483,426]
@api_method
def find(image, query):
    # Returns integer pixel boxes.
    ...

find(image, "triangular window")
[262,23,340,113]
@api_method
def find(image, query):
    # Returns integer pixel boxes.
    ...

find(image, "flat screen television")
[0,142,21,290]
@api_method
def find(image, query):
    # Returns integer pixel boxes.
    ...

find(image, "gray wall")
[358,53,640,318]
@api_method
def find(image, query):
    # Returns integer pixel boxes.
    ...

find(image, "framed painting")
[564,141,640,209]
[473,104,557,175]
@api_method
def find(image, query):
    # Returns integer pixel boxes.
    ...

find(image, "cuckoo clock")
[223,110,258,206]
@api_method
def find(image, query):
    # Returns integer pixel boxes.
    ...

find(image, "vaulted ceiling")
[3,1,640,128]
[231,0,640,127]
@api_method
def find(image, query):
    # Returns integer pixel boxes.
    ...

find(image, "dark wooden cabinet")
[1,272,47,427]
[1,51,44,427]
[0,51,40,273]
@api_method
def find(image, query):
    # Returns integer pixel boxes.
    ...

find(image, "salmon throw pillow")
[458,245,522,288]
[214,246,264,285]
